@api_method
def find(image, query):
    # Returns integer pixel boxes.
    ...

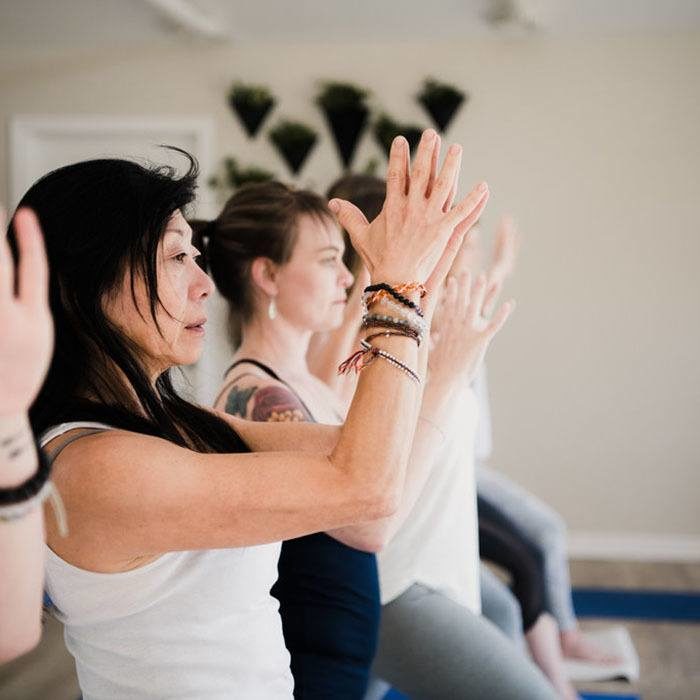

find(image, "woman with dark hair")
[9,131,493,698]
[0,208,55,663]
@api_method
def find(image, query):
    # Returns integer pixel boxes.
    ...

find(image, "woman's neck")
[237,314,313,379]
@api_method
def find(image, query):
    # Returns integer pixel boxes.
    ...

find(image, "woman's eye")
[174,252,188,263]
[322,257,337,265]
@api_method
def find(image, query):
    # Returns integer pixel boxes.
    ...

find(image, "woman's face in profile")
[103,210,214,378]
[272,213,355,333]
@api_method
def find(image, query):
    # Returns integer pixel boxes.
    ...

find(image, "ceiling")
[1,0,700,48]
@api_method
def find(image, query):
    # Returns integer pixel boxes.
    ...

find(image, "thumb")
[328,199,369,244]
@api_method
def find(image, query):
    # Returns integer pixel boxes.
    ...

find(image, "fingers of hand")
[408,129,438,201]
[385,136,409,201]
[448,183,489,234]
[450,194,490,250]
[430,143,462,213]
[457,271,472,319]
[0,205,14,300]
[424,133,442,199]
[468,273,488,323]
[485,299,515,337]
[482,276,503,318]
[15,208,49,307]
[328,199,369,244]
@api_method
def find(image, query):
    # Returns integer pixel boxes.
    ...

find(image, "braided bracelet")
[362,314,424,344]
[364,283,425,318]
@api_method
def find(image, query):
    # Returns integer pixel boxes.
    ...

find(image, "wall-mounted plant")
[208,156,275,193]
[417,78,467,133]
[316,81,370,170]
[228,82,276,137]
[268,119,318,175]
[373,114,424,158]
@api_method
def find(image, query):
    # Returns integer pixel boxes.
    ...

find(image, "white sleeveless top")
[41,422,293,700]
[377,386,481,613]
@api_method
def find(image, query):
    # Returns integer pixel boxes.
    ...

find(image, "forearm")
[329,372,458,551]
[0,413,44,662]
[330,300,423,517]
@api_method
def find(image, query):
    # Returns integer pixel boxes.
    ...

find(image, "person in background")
[194,166,542,697]
[0,207,55,663]
[472,217,620,665]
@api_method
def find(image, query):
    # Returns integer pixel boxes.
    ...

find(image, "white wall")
[1,33,699,552]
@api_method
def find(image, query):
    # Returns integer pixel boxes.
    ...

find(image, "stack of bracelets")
[0,440,68,536]
[338,282,426,386]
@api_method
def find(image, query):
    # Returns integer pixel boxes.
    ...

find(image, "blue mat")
[572,588,700,622]
[385,691,638,700]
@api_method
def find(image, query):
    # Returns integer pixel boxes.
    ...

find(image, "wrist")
[0,413,38,488]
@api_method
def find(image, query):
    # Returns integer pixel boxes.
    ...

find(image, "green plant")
[208,157,275,192]
[316,81,370,111]
[268,120,319,175]
[417,78,465,105]
[373,114,424,156]
[228,82,274,107]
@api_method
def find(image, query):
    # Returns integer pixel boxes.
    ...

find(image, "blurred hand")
[329,129,489,318]
[429,271,513,387]
[0,207,53,417]
[484,215,519,316]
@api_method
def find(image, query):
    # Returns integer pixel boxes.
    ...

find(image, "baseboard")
[567,531,700,562]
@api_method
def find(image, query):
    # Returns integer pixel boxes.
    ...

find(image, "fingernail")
[328,200,340,213]
[393,135,406,148]
[478,182,488,193]
[423,129,436,143]
[449,144,461,155]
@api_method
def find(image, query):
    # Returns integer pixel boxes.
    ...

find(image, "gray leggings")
[477,465,577,631]
[367,584,556,700]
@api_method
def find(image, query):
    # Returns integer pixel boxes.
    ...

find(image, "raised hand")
[483,215,519,317]
[329,129,489,315]
[428,270,513,386]
[0,207,53,416]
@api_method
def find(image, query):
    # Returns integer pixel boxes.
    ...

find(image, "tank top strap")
[40,421,113,466]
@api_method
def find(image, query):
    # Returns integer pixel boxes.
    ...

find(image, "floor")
[0,561,698,700]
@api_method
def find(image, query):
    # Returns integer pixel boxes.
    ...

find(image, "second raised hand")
[328,129,489,306]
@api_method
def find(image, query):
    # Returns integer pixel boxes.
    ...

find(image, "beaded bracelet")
[338,329,419,375]
[363,295,428,335]
[359,340,421,385]
[364,283,425,318]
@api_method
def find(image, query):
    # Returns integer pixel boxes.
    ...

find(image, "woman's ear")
[250,257,279,298]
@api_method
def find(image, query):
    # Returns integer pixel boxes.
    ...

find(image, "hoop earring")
[268,298,277,320]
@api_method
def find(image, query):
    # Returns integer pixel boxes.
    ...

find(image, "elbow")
[0,625,41,663]
[365,489,399,522]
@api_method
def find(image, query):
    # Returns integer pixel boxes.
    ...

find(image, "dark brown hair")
[191,181,333,344]
[326,173,386,276]
[11,151,246,453]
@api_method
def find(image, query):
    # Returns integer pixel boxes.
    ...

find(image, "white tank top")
[376,387,481,613]
[41,422,293,700]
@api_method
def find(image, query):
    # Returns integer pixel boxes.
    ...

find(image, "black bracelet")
[364,283,424,318]
[0,440,52,506]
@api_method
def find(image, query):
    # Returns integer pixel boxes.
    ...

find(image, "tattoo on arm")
[224,385,258,418]
[251,386,312,423]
